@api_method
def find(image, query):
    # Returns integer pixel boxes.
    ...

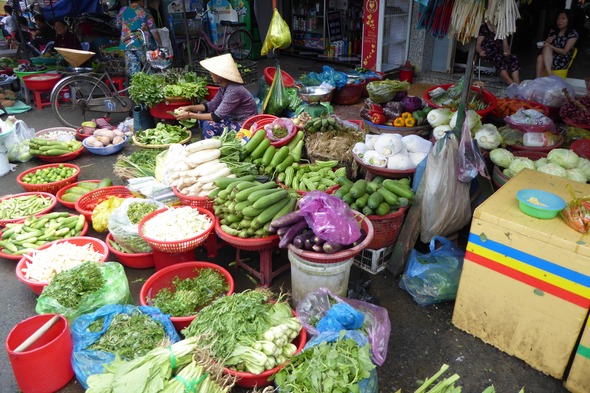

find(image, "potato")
[0,94,6,100]
[93,129,116,141]
[112,136,125,145]
[2,100,15,107]
[94,135,111,146]
[85,136,104,148]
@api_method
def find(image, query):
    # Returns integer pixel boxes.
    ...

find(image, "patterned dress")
[546,28,579,70]
[115,4,155,76]
[478,23,520,74]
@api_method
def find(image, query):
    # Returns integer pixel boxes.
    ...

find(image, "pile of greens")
[129,70,208,107]
[113,149,161,180]
[126,201,159,224]
[42,261,105,309]
[88,309,166,360]
[217,130,257,177]
[150,268,230,317]
[134,123,190,146]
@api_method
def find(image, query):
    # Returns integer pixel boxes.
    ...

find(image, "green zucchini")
[367,191,384,209]
[270,146,290,168]
[251,138,271,160]
[97,178,113,188]
[355,193,370,209]
[378,188,400,207]
[261,145,277,167]
[375,202,391,216]
[251,198,291,229]
[383,179,414,199]
[252,189,289,210]
[337,176,354,188]
[349,179,368,199]
[244,129,266,155]
[235,182,277,202]
[247,188,282,203]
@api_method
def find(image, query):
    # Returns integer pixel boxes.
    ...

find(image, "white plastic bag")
[420,133,471,243]
[5,119,35,163]
[107,198,164,253]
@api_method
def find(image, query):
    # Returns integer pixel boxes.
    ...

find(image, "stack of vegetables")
[360,96,430,127]
[133,123,190,146]
[242,128,304,177]
[211,177,297,239]
[426,78,491,112]
[60,178,112,204]
[128,70,208,108]
[334,177,414,216]
[278,160,345,193]
[490,147,590,183]
[353,133,431,170]
[492,97,548,118]
[113,150,161,181]
[181,289,303,375]
[427,108,502,150]
[28,138,83,156]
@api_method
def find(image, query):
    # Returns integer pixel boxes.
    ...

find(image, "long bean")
[0,194,53,220]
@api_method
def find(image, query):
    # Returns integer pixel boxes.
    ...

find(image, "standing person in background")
[475,19,521,86]
[53,20,82,50]
[147,0,164,28]
[536,9,578,77]
[0,5,16,39]
[30,14,56,51]
[8,16,32,49]
[115,0,162,77]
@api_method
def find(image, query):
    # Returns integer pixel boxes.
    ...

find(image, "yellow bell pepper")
[405,116,416,127]
[393,117,406,127]
[401,112,413,120]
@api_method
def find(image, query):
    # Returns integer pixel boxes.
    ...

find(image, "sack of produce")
[71,303,180,389]
[295,287,390,366]
[92,196,127,233]
[4,118,34,163]
[400,236,465,306]
[261,8,291,56]
[108,198,164,253]
[36,261,132,323]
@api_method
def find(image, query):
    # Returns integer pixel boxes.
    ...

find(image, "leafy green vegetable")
[273,335,375,393]
[216,130,257,177]
[128,72,166,107]
[150,268,230,317]
[134,123,190,145]
[88,309,166,360]
[42,261,105,309]
[126,202,159,224]
[129,70,208,107]
[113,149,161,180]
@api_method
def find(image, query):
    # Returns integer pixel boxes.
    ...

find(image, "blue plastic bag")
[400,236,465,306]
[299,65,349,89]
[316,302,364,332]
[71,304,180,389]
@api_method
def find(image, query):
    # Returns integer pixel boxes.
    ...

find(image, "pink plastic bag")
[456,110,488,183]
[299,191,361,245]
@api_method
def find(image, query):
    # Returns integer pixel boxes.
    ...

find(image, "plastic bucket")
[6,314,74,393]
[399,68,414,83]
[288,250,353,305]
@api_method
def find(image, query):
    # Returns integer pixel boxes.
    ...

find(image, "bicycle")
[187,10,253,65]
[49,30,171,128]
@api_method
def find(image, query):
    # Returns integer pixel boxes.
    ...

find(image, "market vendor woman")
[174,53,258,139]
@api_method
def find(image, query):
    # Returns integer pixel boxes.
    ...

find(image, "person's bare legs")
[511,70,520,84]
[499,69,514,85]
[536,45,553,77]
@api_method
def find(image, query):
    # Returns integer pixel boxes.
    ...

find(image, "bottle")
[523,132,558,147]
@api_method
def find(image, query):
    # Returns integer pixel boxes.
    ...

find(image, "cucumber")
[378,188,400,207]
[342,192,355,205]
[362,206,375,216]
[244,129,266,155]
[251,138,271,160]
[383,179,414,199]
[247,188,282,203]
[349,179,368,199]
[97,178,113,188]
[355,193,370,209]
[375,202,391,216]
[366,181,379,194]
[61,193,84,203]
[337,176,354,188]
[367,191,384,209]
[252,189,289,210]
[333,184,352,199]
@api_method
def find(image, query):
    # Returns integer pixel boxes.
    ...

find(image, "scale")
[297,86,335,117]
[0,125,15,177]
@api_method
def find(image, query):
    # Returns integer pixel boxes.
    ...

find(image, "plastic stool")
[106,76,126,95]
[33,90,52,110]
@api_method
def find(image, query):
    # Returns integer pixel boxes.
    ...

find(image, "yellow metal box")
[452,169,590,379]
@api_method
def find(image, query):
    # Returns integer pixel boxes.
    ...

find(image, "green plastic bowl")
[516,189,566,219]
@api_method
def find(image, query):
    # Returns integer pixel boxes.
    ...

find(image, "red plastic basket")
[570,139,590,159]
[138,206,216,253]
[423,83,497,119]
[0,192,57,227]
[287,212,374,263]
[106,233,154,269]
[6,314,74,393]
[56,180,101,209]
[22,73,62,91]
[16,163,80,195]
[223,307,307,388]
[509,133,564,153]
[366,206,409,249]
[333,81,366,105]
[74,186,134,221]
[242,114,277,131]
[15,236,107,295]
[139,261,235,331]
[35,145,84,163]
[75,127,92,141]
[215,220,280,250]
[172,186,215,212]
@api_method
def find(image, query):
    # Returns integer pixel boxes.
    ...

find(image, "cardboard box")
[565,317,590,392]
[452,169,590,379]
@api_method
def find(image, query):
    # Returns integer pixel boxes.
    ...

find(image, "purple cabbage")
[401,95,423,112]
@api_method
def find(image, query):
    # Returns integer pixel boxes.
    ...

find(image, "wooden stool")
[32,90,52,110]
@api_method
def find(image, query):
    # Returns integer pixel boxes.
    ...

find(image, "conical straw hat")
[55,48,96,67]
[199,53,243,84]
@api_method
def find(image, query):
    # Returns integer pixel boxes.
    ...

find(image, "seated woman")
[174,53,258,139]
[29,14,56,51]
[8,16,32,49]
[536,9,578,78]
[475,19,520,85]
[53,20,82,50]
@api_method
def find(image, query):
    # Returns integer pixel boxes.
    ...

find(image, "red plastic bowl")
[139,261,235,331]
[17,163,80,195]
[215,220,279,251]
[149,99,192,119]
[423,83,497,119]
[75,127,92,141]
[0,192,57,227]
[264,67,295,87]
[570,139,590,159]
[22,73,62,91]
[205,85,219,101]
[74,186,134,221]
[242,114,277,131]
[35,145,84,163]
[106,233,155,269]
[56,180,101,209]
[15,236,108,295]
[223,307,307,388]
[333,81,366,105]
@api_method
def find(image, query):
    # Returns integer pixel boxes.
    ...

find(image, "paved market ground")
[0,56,569,393]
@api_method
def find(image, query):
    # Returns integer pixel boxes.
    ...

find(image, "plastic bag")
[263,63,288,116]
[299,65,349,89]
[366,79,410,104]
[92,196,127,233]
[400,236,465,306]
[507,75,575,108]
[264,117,295,142]
[299,191,361,245]
[261,8,291,56]
[107,198,164,253]
[35,262,132,324]
[5,119,35,163]
[504,108,557,133]
[295,287,391,366]
[456,111,488,183]
[285,86,304,111]
[420,133,471,243]
[71,304,180,389]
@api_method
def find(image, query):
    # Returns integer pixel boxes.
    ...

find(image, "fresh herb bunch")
[113,149,161,180]
[273,336,376,392]
[151,268,230,317]
[42,261,105,309]
[88,310,166,360]
[128,72,166,107]
[217,130,257,177]
[129,70,208,107]
[126,202,159,224]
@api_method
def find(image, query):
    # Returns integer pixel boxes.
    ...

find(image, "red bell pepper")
[371,112,386,124]
[371,103,383,114]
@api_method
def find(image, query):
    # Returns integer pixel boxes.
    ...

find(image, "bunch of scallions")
[86,336,235,393]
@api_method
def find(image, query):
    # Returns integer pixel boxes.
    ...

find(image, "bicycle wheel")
[51,75,112,128]
[191,37,209,65]
[227,29,253,60]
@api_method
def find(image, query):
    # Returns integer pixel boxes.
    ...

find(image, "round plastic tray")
[16,163,80,195]
[35,145,84,163]
[0,192,57,227]
[215,221,280,251]
[423,83,497,119]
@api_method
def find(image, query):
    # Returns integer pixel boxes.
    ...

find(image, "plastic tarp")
[40,0,104,22]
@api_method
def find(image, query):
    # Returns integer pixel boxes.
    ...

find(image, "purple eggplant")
[293,230,314,249]
[313,236,325,246]
[270,210,304,229]
[323,242,344,254]
[312,243,325,253]
[278,220,310,249]
[304,238,315,250]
